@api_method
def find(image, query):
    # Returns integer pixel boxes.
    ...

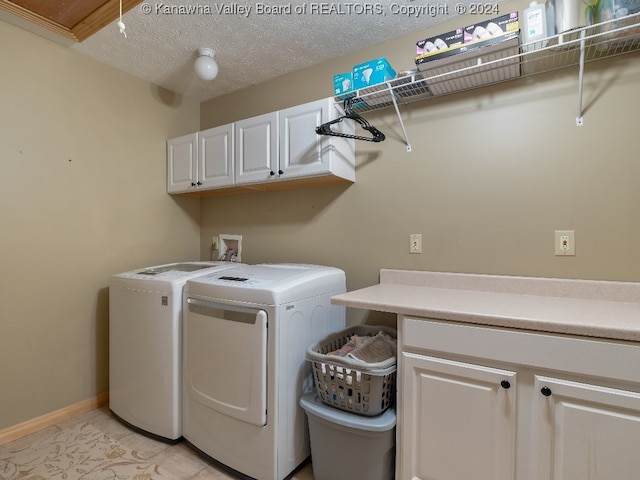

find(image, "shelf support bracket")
[387,83,412,152]
[576,29,586,127]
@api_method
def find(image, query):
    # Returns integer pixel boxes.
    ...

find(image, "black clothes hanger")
[315,98,386,143]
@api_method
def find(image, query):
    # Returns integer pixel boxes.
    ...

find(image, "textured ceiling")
[3,0,509,102]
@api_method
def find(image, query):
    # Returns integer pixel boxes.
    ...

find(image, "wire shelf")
[343,13,640,114]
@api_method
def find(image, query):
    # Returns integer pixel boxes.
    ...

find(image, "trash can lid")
[299,392,396,432]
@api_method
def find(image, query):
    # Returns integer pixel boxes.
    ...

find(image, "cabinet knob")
[196,181,202,186]
[278,170,284,175]
[270,171,275,176]
[191,182,197,186]
[541,386,552,397]
[500,380,511,389]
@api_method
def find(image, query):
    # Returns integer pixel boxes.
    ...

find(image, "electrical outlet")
[555,230,575,256]
[211,235,219,250]
[410,234,422,254]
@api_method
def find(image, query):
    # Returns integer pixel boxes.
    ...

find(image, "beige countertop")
[332,269,640,342]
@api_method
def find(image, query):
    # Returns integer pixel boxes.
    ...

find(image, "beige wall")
[0,21,201,429]
[199,1,640,327]
[2,0,639,432]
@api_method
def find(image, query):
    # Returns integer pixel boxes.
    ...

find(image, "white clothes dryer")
[182,264,346,480]
[109,261,239,440]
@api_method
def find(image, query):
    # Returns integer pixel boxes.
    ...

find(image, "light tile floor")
[0,407,314,480]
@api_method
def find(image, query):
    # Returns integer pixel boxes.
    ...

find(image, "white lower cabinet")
[399,316,640,480]
[401,352,516,480]
[533,375,640,480]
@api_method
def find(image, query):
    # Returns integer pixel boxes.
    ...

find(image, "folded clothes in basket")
[327,334,367,357]
[328,330,397,365]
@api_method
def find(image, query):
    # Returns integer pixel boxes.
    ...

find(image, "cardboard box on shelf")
[415,28,464,63]
[463,11,520,47]
[352,57,397,90]
[416,34,521,95]
[415,12,520,65]
[333,72,354,99]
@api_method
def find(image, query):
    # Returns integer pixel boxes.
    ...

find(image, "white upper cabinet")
[278,98,354,182]
[167,133,197,194]
[167,97,356,195]
[234,111,279,185]
[167,126,234,194]
[199,124,234,189]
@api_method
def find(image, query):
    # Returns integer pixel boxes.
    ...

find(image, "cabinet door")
[199,124,234,189]
[279,98,330,180]
[279,98,356,182]
[235,111,278,185]
[534,375,640,480]
[401,352,516,480]
[167,133,197,193]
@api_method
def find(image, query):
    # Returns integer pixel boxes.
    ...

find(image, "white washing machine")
[182,264,346,480]
[109,261,239,441]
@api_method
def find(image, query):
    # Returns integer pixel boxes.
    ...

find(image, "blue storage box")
[333,72,354,99]
[352,57,396,90]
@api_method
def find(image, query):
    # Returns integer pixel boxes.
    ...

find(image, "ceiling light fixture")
[194,48,219,81]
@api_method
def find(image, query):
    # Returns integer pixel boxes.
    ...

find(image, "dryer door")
[185,298,268,426]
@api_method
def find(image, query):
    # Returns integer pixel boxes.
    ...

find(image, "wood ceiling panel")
[0,0,142,41]
[10,0,109,29]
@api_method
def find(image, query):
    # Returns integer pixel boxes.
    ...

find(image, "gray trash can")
[300,392,396,480]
